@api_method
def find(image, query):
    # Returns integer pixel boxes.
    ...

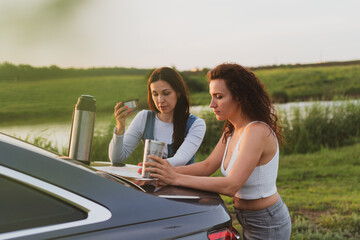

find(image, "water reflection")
[192,99,360,115]
[1,100,359,149]
[0,115,113,150]
[0,122,72,150]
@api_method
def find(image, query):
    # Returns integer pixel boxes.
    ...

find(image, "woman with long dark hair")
[109,67,206,166]
[146,63,291,239]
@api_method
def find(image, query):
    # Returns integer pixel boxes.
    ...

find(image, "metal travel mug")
[142,139,165,178]
[68,95,96,165]
[123,99,138,112]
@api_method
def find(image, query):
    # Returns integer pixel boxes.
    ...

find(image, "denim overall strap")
[183,114,197,165]
[142,111,197,165]
[142,110,156,141]
[168,114,198,165]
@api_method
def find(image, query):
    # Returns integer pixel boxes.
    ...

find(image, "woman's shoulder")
[245,121,276,140]
[189,114,206,126]
[138,109,151,115]
[246,121,270,131]
[189,113,205,122]
[244,122,278,157]
[133,109,152,121]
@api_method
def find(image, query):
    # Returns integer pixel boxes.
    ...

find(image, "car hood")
[0,134,230,231]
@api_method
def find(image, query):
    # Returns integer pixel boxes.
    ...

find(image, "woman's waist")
[233,192,279,211]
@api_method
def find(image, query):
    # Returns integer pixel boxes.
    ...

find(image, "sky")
[0,0,359,71]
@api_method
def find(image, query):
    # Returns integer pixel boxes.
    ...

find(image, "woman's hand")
[114,102,132,135]
[137,162,143,174]
[137,161,167,188]
[145,155,177,186]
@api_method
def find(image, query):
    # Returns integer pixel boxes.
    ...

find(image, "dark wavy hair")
[208,63,282,144]
[147,67,190,152]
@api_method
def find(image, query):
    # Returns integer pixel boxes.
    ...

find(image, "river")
[1,99,359,150]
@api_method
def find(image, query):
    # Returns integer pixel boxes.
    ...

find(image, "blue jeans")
[234,197,291,240]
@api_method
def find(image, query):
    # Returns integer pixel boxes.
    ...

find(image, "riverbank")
[0,113,115,151]
[2,61,360,123]
[1,99,360,152]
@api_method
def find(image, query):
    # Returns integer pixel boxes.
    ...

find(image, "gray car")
[0,133,240,240]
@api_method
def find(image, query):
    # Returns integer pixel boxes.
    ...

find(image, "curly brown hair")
[208,63,282,144]
[147,67,190,152]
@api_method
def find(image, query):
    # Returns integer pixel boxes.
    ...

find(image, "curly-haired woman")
[146,63,291,239]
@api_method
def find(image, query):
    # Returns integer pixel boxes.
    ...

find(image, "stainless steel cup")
[123,99,138,112]
[68,95,96,165]
[142,139,165,178]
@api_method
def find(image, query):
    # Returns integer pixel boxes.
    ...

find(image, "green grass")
[219,144,360,239]
[280,101,360,154]
[1,62,360,125]
[181,64,360,105]
[190,92,211,106]
[0,75,148,124]
[256,64,360,101]
[3,62,360,239]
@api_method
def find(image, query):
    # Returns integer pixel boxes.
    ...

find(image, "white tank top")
[221,121,279,200]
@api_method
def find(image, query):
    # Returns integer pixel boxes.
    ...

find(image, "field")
[1,62,360,125]
[1,61,360,239]
[0,75,148,125]
[187,63,360,105]
[257,64,360,101]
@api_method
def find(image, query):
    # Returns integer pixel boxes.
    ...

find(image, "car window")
[0,175,87,233]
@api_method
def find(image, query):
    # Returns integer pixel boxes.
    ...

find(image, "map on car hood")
[92,162,144,179]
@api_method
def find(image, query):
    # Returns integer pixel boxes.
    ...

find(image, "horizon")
[2,59,360,72]
[1,0,359,71]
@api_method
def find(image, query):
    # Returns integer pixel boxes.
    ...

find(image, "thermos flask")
[68,95,96,165]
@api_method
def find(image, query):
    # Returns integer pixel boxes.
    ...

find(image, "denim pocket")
[243,214,268,230]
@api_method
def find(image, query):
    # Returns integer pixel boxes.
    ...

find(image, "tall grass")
[25,101,360,239]
[281,101,360,154]
[66,100,360,163]
[195,101,360,156]
[26,101,360,162]
[89,115,145,164]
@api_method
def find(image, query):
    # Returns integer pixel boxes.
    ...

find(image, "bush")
[271,90,289,103]
[281,101,360,154]
[90,123,114,162]
[90,100,360,161]
[183,76,207,93]
[90,117,144,165]
[197,111,224,154]
[27,100,360,161]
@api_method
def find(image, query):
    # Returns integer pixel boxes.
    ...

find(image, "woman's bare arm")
[147,124,272,197]
[173,136,226,176]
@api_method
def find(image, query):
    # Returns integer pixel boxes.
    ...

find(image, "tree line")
[0,62,149,82]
